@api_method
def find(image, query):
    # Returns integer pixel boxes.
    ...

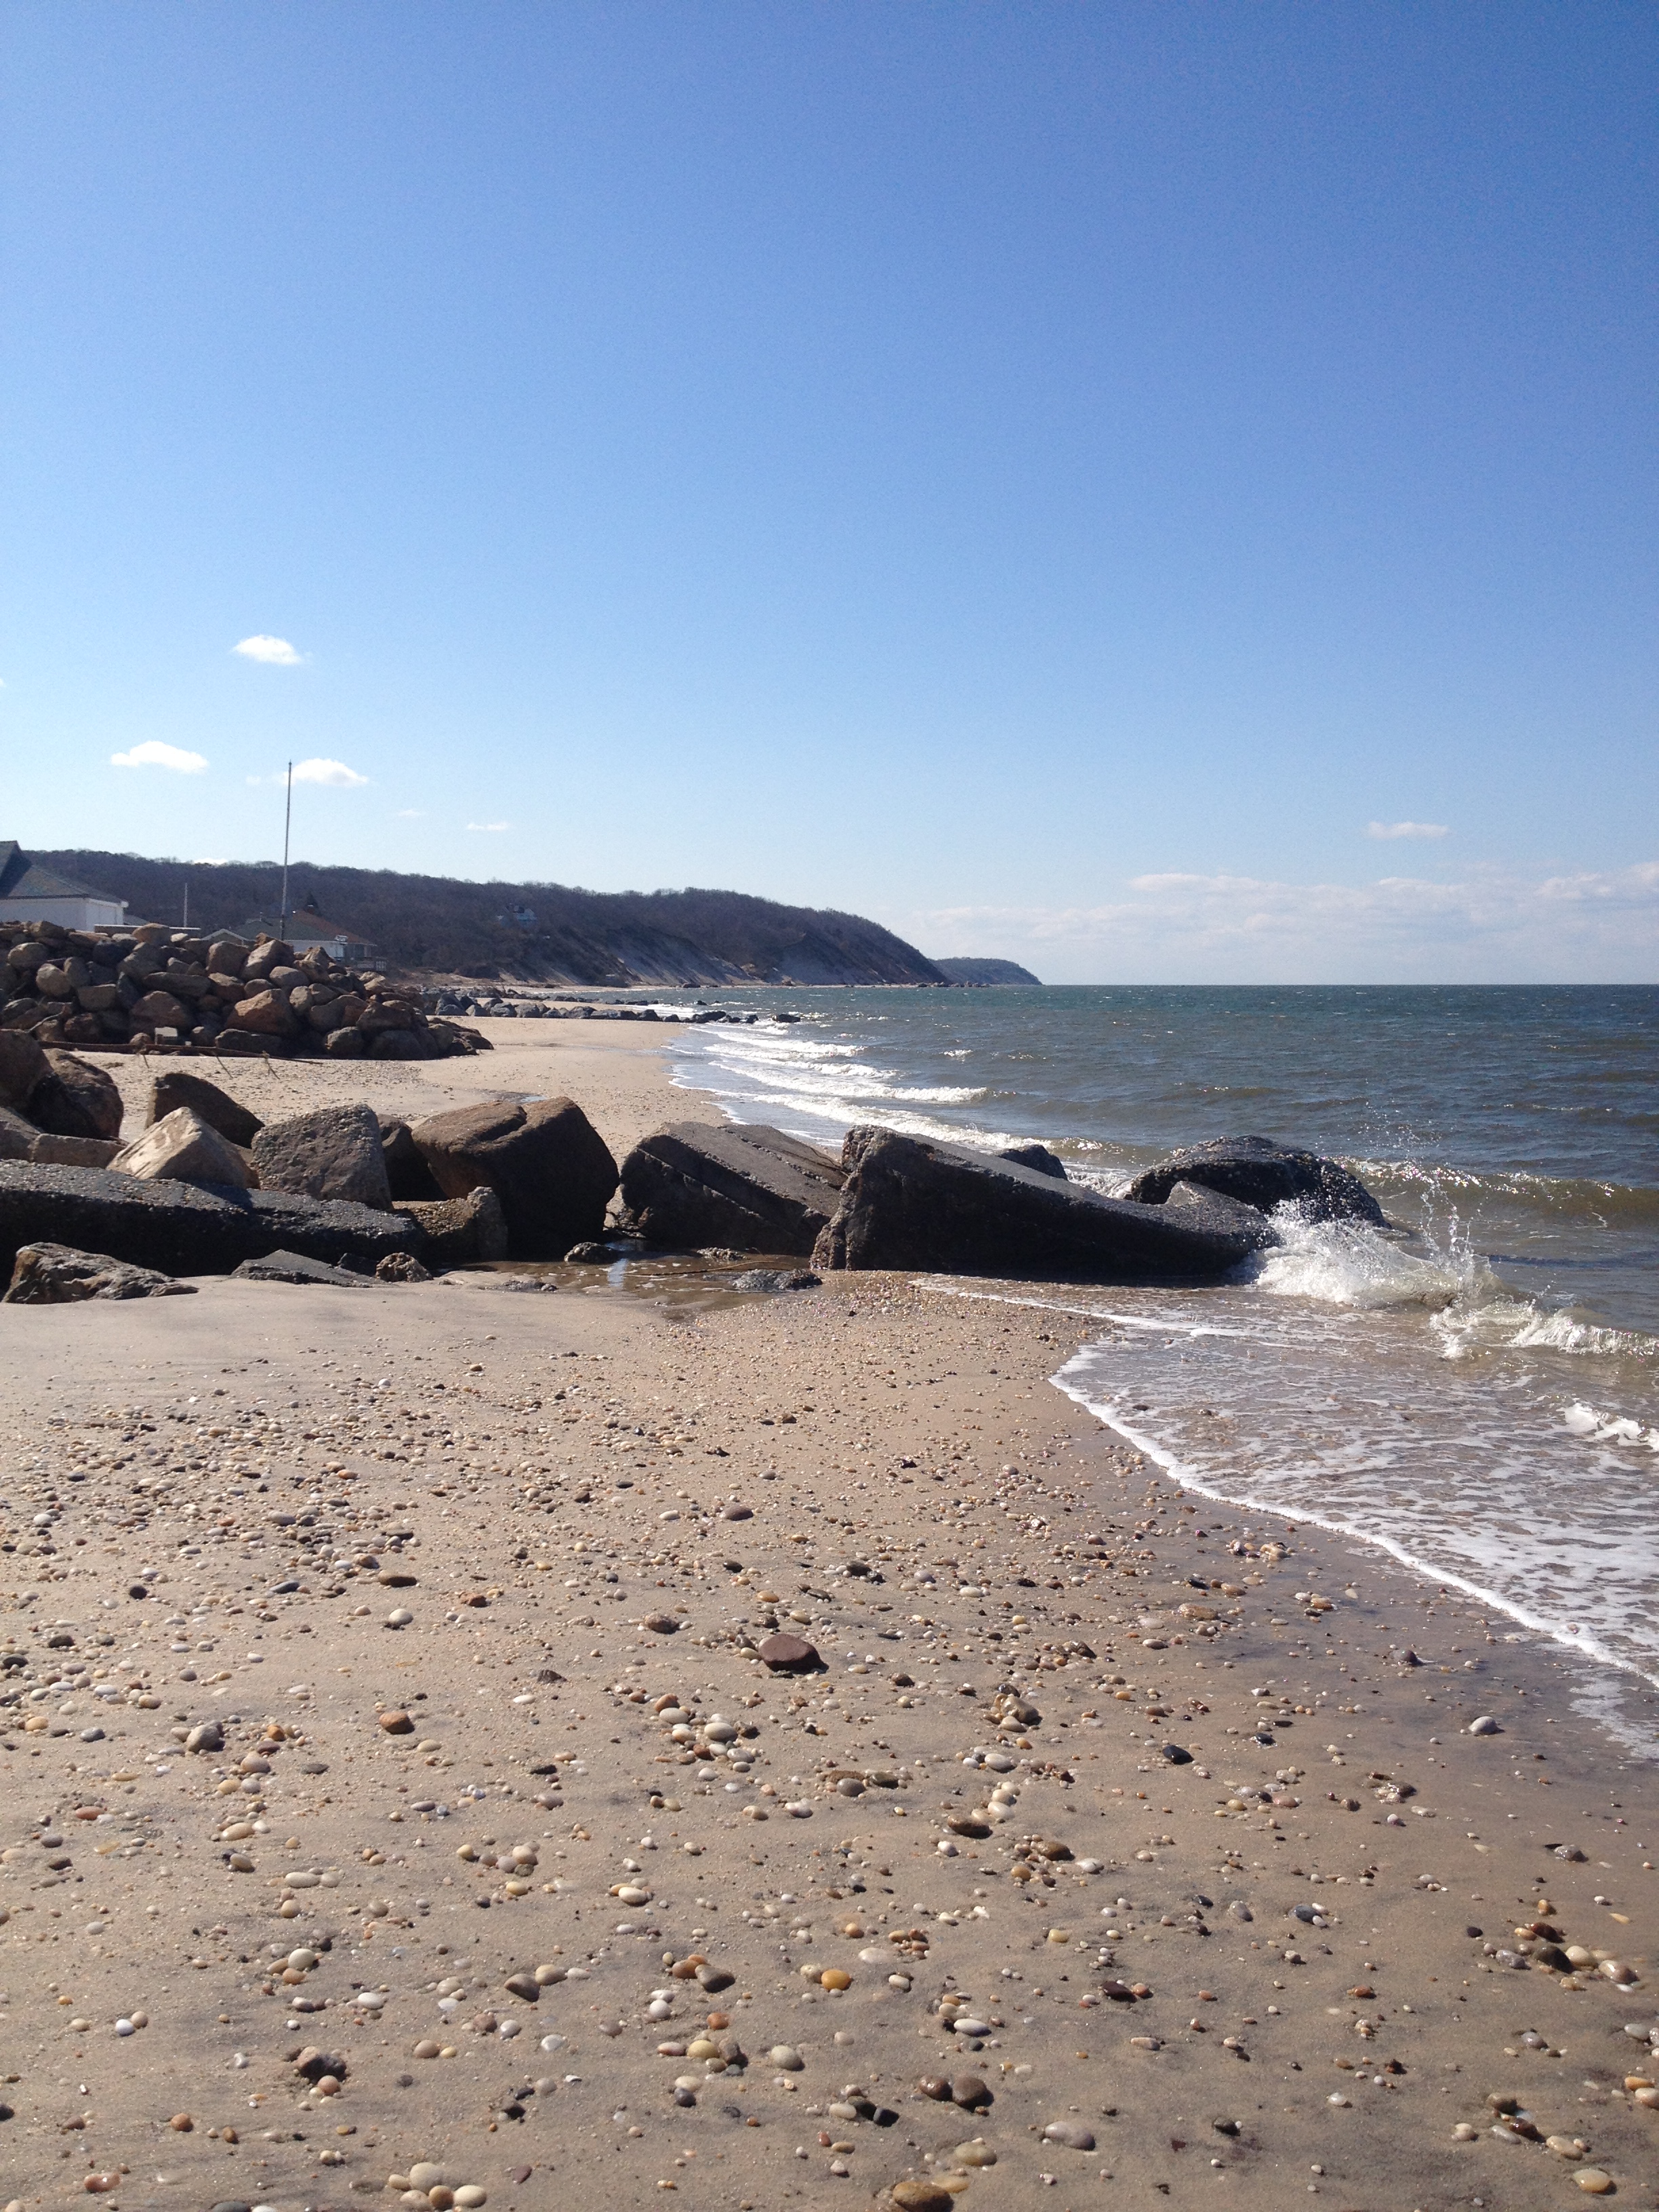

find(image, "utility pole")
[182,876,190,932]
[279,760,293,939]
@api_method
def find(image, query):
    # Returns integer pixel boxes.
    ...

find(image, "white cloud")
[291,757,368,787]
[1366,819,1449,840]
[232,634,303,665]
[192,857,230,865]
[394,807,426,819]
[467,821,510,832]
[912,859,1659,983]
[110,739,209,773]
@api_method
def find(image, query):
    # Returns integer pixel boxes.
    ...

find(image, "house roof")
[0,843,114,903]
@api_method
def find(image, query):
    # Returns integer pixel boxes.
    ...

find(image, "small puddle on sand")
[455,1247,815,1315]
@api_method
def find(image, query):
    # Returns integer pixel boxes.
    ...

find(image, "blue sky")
[3,3,1654,981]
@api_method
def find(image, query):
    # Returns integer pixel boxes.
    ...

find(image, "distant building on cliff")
[0,842,129,930]
[237,892,371,963]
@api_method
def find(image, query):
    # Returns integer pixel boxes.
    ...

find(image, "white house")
[0,844,128,930]
[238,895,369,964]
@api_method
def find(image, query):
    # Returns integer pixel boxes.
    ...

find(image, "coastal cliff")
[28,853,949,988]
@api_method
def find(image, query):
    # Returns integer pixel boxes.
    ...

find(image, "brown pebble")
[168,2114,192,2131]
[918,2075,951,2100]
[951,2074,991,2108]
[757,1631,819,1670]
[889,2184,955,2212]
[379,1710,414,1734]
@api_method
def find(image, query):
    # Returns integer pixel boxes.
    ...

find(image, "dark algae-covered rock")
[1124,1133,1384,1223]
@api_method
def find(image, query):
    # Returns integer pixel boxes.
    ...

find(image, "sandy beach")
[1,1021,1654,2212]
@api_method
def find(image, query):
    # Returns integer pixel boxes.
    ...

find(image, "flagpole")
[279,760,293,939]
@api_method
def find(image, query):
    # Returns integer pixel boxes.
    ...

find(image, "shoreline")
[0,1024,1654,2209]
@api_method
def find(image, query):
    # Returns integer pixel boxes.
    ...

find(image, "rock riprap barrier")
[813,1125,1279,1280]
[617,1120,846,1254]
[1,919,487,1059]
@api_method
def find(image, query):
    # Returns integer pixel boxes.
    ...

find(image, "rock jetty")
[1,918,487,1059]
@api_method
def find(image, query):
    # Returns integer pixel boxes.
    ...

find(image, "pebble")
[1468,1715,1502,1736]
[1574,2174,1615,2195]
[758,1632,819,1670]
[380,1710,415,1734]
[770,2045,804,2069]
[386,1607,414,1628]
[888,2185,956,2212]
[954,2142,997,2167]
[820,1968,852,1991]
[1042,2121,1096,2150]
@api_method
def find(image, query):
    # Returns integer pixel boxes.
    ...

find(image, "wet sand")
[1,1025,1654,2212]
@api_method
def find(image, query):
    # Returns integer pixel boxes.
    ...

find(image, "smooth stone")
[1469,1715,1502,1735]
[1042,2121,1096,2150]
[758,1632,819,1670]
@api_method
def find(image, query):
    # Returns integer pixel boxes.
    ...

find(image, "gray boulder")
[1163,1179,1280,1248]
[410,1096,617,1258]
[1123,1134,1385,1224]
[252,1103,392,1210]
[811,1126,1270,1281]
[148,1070,263,1148]
[394,1187,510,1266]
[232,1249,372,1288]
[0,1162,424,1278]
[3,1241,197,1304]
[112,1106,257,1189]
[619,1122,844,1254]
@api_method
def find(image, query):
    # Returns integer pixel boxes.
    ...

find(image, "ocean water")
[663,985,1659,1751]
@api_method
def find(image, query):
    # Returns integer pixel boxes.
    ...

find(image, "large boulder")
[113,1107,257,1189]
[811,1126,1274,1281]
[0,1102,123,1170]
[378,1115,443,1200]
[1001,1143,1066,1179]
[394,1187,508,1266]
[26,1050,124,1141]
[232,989,300,1038]
[4,1241,197,1304]
[0,1031,48,1113]
[0,1162,425,1278]
[148,1071,263,1148]
[251,1103,392,1210]
[409,1097,617,1258]
[0,1104,37,1162]
[618,1121,845,1255]
[1122,1134,1385,1225]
